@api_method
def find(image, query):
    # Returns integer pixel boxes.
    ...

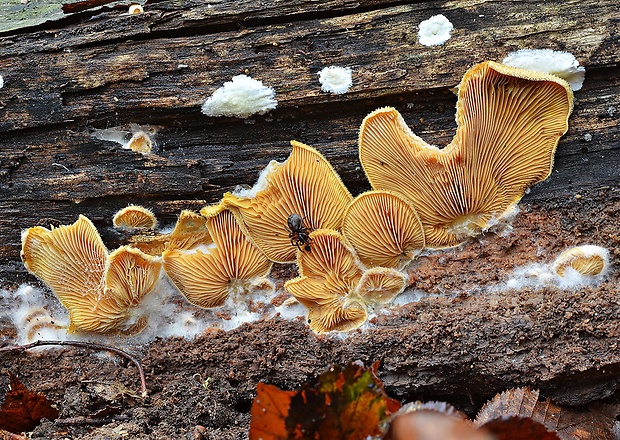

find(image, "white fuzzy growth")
[201,75,277,118]
[502,258,608,292]
[2,279,289,345]
[569,244,610,259]
[417,15,454,46]
[390,288,429,306]
[502,49,586,91]
[5,285,70,345]
[273,298,306,321]
[0,75,3,88]
[486,205,519,238]
[318,66,353,94]
[231,160,282,199]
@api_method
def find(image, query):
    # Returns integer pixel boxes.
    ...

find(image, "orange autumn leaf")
[249,362,400,440]
[250,383,294,439]
[0,373,59,434]
[475,387,615,440]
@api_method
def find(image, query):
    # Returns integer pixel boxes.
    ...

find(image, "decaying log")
[0,1,619,436]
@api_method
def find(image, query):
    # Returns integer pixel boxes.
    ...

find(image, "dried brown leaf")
[0,373,59,434]
[481,416,560,439]
[475,387,615,439]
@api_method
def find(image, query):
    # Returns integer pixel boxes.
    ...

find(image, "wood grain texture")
[0,0,619,279]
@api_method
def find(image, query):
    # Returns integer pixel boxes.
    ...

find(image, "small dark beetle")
[287,213,312,251]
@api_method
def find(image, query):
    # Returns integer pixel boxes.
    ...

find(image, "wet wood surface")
[0,0,618,281]
[0,4,620,436]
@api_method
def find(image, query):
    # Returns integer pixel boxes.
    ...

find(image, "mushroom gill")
[552,245,609,277]
[21,215,162,334]
[285,229,407,333]
[222,141,353,263]
[357,267,407,305]
[163,203,273,309]
[113,205,158,230]
[284,229,367,333]
[342,190,425,269]
[359,61,573,248]
[131,210,212,256]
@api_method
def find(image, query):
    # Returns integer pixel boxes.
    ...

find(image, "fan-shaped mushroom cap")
[222,141,353,263]
[356,267,407,305]
[21,215,107,314]
[105,246,163,307]
[284,229,369,333]
[163,204,273,308]
[359,61,573,248]
[552,245,609,277]
[70,245,162,334]
[342,190,425,269]
[113,205,158,230]
[21,215,163,334]
[131,210,212,256]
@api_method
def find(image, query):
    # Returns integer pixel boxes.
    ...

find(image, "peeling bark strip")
[0,0,618,275]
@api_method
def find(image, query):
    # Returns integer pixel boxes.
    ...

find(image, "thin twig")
[0,340,147,397]
[54,415,130,426]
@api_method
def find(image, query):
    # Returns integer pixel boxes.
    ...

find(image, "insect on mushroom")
[287,213,312,251]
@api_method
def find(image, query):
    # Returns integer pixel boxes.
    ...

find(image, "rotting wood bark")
[0,2,619,436]
[0,0,618,272]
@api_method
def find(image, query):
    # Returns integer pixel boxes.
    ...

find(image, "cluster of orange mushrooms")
[21,61,575,335]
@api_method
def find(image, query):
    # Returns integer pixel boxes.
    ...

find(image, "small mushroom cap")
[284,229,368,333]
[128,4,144,14]
[71,245,162,334]
[342,190,425,269]
[165,210,212,252]
[163,204,273,308]
[21,215,162,334]
[359,61,573,248]
[222,141,353,263]
[126,130,152,153]
[105,246,163,308]
[356,267,407,305]
[552,245,609,277]
[113,205,158,230]
[131,210,212,256]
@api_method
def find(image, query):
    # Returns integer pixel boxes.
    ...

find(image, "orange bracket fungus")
[163,203,273,309]
[222,141,353,263]
[21,215,162,334]
[284,230,407,333]
[113,205,158,230]
[342,190,425,269]
[359,61,573,248]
